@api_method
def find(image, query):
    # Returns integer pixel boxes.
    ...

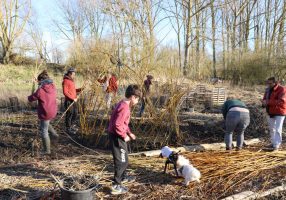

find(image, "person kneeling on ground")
[222,98,250,151]
[107,84,141,195]
[262,77,286,151]
[28,70,59,155]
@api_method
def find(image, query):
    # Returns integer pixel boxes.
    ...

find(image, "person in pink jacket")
[108,84,141,195]
[28,70,58,155]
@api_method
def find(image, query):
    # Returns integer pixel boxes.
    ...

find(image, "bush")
[223,51,271,85]
[10,53,35,66]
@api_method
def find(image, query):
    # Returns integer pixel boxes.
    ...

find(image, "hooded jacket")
[62,75,81,101]
[28,79,57,120]
[263,83,286,116]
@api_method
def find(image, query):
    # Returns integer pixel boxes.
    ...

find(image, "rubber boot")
[42,136,51,154]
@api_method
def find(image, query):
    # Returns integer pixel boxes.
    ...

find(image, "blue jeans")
[225,111,250,149]
[40,120,58,153]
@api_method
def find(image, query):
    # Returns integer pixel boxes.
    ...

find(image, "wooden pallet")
[212,87,227,105]
[195,84,207,93]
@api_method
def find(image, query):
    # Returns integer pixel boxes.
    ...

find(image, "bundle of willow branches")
[123,149,286,200]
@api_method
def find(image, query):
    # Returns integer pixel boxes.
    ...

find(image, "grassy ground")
[0,64,84,109]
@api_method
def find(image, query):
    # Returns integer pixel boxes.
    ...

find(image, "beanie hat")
[67,67,76,73]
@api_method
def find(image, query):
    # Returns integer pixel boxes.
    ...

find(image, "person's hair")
[125,84,141,98]
[67,71,73,76]
[147,75,153,79]
[267,77,276,83]
[37,70,49,81]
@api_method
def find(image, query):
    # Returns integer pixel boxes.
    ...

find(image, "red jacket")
[28,80,57,120]
[263,84,286,115]
[108,100,131,139]
[97,75,118,94]
[62,75,81,101]
[108,75,118,94]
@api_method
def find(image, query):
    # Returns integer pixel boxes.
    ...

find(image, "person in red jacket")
[28,70,58,155]
[62,68,81,134]
[98,72,118,109]
[262,77,286,151]
[108,85,141,195]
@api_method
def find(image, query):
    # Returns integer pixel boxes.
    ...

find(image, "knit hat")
[161,146,173,158]
[67,67,76,73]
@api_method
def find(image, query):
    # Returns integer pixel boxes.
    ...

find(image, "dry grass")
[1,148,285,199]
[0,64,86,110]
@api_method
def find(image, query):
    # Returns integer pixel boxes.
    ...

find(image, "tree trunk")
[277,1,286,56]
[222,9,226,79]
[2,45,12,64]
[211,0,217,78]
[195,0,200,77]
[183,0,192,76]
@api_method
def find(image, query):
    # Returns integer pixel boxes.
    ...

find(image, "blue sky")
[31,0,70,52]
[31,0,179,51]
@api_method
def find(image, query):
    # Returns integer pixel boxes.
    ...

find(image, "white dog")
[176,155,201,186]
[160,146,201,186]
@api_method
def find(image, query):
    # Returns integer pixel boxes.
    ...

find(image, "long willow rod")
[52,80,104,155]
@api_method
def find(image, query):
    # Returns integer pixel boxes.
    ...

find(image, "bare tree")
[210,0,216,78]
[81,0,106,40]
[182,0,193,76]
[0,0,31,64]
[53,0,86,42]
[28,14,47,61]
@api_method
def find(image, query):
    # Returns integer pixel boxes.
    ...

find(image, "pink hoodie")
[108,100,131,139]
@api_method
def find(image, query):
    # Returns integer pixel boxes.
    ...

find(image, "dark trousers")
[139,100,146,117]
[139,97,150,117]
[64,99,78,129]
[109,134,128,185]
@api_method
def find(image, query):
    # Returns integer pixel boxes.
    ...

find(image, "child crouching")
[107,85,141,195]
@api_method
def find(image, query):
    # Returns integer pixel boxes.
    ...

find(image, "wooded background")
[1,0,286,84]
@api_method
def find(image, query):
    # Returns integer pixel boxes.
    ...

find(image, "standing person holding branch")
[262,77,286,151]
[98,71,118,109]
[139,75,153,117]
[62,68,82,135]
[108,85,141,195]
[28,70,58,155]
